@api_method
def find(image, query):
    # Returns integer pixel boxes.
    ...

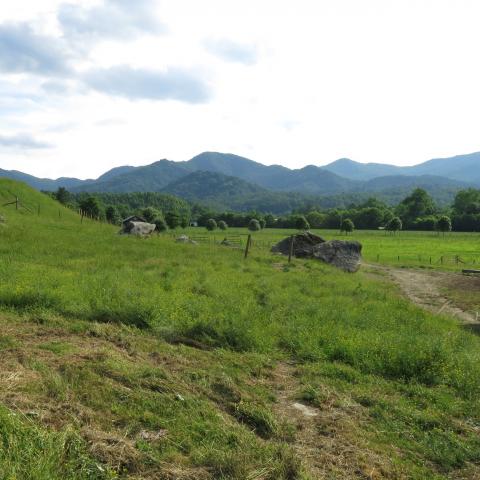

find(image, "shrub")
[248,219,261,232]
[105,206,120,225]
[141,207,160,223]
[154,217,168,233]
[79,196,103,219]
[387,216,402,234]
[412,216,437,231]
[437,215,452,235]
[206,218,217,231]
[165,212,180,229]
[306,211,325,228]
[295,215,310,231]
[340,218,354,234]
[218,220,228,230]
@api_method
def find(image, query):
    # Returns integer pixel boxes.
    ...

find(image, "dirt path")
[365,264,479,327]
[268,363,394,479]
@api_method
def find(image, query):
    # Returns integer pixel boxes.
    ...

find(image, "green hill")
[1,178,480,479]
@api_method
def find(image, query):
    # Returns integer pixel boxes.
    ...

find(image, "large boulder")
[313,240,362,273]
[271,231,326,257]
[120,221,156,236]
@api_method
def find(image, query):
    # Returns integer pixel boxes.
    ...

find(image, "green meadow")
[1,178,480,479]
[182,227,480,271]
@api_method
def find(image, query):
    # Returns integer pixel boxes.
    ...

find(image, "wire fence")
[370,254,480,267]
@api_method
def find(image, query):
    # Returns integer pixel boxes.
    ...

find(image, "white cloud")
[84,65,211,103]
[57,0,164,43]
[0,0,480,179]
[0,133,52,149]
[204,38,257,65]
[0,22,70,75]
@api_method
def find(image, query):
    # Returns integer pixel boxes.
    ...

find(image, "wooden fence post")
[288,235,295,263]
[244,234,252,259]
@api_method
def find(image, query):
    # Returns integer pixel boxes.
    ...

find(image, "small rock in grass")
[175,235,198,245]
[137,429,168,441]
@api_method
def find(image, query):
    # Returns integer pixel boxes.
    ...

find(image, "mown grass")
[0,404,110,480]
[1,178,480,478]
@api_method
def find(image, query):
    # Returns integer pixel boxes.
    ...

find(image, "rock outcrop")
[271,232,362,272]
[313,240,362,273]
[271,231,326,258]
[120,221,156,236]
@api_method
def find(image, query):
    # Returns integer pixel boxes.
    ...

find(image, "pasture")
[1,178,480,479]
[181,227,480,270]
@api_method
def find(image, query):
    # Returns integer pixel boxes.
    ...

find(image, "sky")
[0,0,480,179]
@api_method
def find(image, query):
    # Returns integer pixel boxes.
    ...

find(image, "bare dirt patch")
[365,264,480,328]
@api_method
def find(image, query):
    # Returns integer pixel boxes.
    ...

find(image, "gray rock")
[313,240,362,272]
[176,235,198,245]
[120,221,156,236]
[271,231,326,257]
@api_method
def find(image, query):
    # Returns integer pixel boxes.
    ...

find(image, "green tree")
[387,216,402,235]
[397,188,436,226]
[55,187,70,205]
[248,219,261,231]
[306,211,325,228]
[218,220,228,230]
[340,218,354,235]
[142,207,160,223]
[453,189,480,214]
[79,196,102,219]
[206,218,217,231]
[165,212,180,229]
[295,215,310,230]
[264,214,276,227]
[259,219,266,229]
[105,206,120,224]
[436,215,452,236]
[180,217,189,229]
[355,207,384,229]
[154,217,168,233]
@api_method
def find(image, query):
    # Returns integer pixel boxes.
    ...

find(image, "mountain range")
[1,151,479,211]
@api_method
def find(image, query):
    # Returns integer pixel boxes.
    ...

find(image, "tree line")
[193,188,480,233]
[48,186,480,233]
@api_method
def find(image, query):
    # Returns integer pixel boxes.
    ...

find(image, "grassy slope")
[0,178,480,479]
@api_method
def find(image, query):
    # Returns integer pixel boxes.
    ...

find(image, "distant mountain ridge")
[0,151,478,211]
[323,152,480,184]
